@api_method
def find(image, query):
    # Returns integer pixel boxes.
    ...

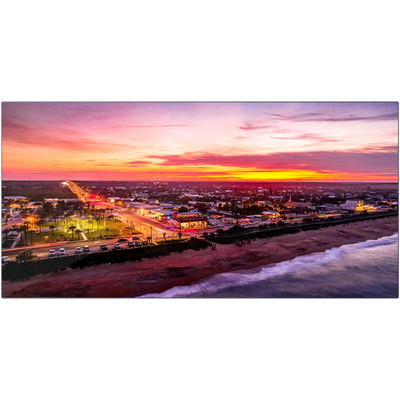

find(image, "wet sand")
[2,217,398,298]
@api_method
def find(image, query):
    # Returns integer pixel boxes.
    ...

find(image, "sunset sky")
[1,102,398,181]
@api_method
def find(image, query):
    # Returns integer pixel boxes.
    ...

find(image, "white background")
[1,1,399,400]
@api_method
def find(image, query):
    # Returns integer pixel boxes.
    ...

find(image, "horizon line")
[2,179,398,183]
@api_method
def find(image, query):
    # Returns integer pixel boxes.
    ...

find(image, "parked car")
[131,237,140,240]
[2,256,11,263]
[118,238,128,242]
[100,244,108,251]
[84,245,90,252]
[135,241,142,247]
[114,242,121,249]
[59,248,66,256]
[142,240,148,246]
[49,249,56,257]
[128,241,135,247]
[76,247,82,254]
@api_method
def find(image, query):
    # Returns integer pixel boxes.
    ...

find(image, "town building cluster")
[62,181,398,229]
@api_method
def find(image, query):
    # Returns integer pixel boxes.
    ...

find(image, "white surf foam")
[139,233,399,298]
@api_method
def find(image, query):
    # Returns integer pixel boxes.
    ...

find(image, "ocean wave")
[139,233,399,298]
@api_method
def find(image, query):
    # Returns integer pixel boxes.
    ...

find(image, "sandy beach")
[2,217,398,298]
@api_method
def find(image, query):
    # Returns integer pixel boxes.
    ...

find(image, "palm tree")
[75,229,83,240]
[64,212,73,228]
[100,208,106,225]
[53,214,58,229]
[68,225,76,241]
[96,217,101,230]
[163,232,167,242]
[106,227,109,236]
[84,220,92,238]
[29,229,35,245]
[21,222,29,247]
[49,225,55,242]
[38,218,45,233]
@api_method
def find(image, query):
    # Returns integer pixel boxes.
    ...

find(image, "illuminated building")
[281,210,296,219]
[3,196,27,200]
[155,211,175,222]
[2,206,13,216]
[237,217,252,225]
[169,212,208,229]
[262,211,279,219]
[340,199,365,211]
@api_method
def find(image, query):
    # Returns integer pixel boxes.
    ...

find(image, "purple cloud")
[146,150,398,174]
[113,124,193,128]
[268,133,341,143]
[239,122,272,131]
[265,112,398,123]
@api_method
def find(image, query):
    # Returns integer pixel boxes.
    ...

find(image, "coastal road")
[66,181,232,240]
[2,211,24,231]
[66,181,180,239]
[2,234,147,261]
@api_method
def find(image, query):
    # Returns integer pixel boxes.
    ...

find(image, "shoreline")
[2,217,398,298]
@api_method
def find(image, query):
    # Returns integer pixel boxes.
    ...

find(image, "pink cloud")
[239,122,272,131]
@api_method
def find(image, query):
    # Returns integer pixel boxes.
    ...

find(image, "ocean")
[140,232,399,298]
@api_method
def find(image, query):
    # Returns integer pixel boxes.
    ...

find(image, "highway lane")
[66,181,225,240]
[3,182,223,260]
[2,211,24,231]
[113,207,168,235]
[66,182,167,242]
[2,235,146,261]
[69,181,224,238]
[66,181,173,236]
